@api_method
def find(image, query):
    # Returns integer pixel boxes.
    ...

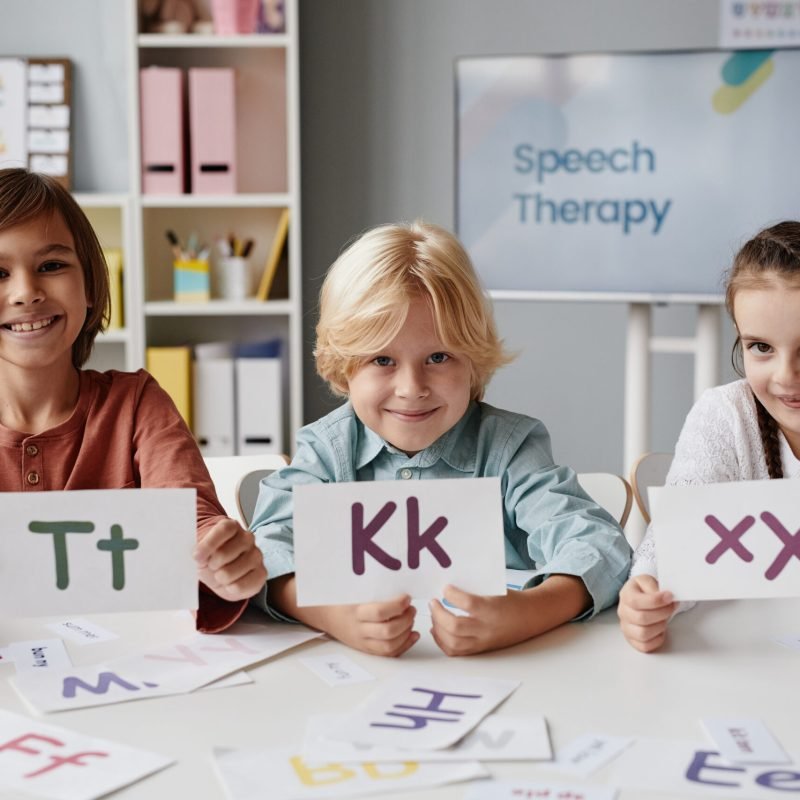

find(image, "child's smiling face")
[736,274,800,457]
[0,212,89,374]
[347,295,473,456]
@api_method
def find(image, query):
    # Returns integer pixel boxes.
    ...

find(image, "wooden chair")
[577,472,634,529]
[630,451,673,525]
[204,454,289,527]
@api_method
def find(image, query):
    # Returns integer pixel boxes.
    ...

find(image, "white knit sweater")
[631,380,800,606]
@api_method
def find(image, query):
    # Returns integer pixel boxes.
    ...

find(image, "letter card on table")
[294,477,505,606]
[0,489,197,616]
[651,479,800,601]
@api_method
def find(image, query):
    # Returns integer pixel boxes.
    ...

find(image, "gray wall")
[298,0,738,474]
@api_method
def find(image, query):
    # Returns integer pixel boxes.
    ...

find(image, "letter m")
[62,671,140,698]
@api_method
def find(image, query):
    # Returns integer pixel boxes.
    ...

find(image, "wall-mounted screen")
[456,50,799,299]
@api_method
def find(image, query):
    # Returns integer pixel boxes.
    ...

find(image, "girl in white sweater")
[619,221,800,651]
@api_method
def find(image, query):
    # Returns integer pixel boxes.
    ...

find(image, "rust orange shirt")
[0,368,246,632]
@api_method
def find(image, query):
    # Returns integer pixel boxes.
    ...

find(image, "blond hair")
[725,220,800,479]
[0,168,110,367]
[315,220,512,399]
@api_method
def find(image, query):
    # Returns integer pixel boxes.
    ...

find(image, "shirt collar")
[354,401,480,472]
[779,431,800,478]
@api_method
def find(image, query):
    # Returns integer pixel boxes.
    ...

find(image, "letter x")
[704,515,755,564]
[760,512,800,580]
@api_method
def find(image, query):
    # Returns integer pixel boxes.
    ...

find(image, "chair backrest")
[204,454,289,526]
[630,452,673,525]
[577,472,634,530]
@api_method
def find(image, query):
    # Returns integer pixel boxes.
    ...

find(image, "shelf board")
[73,193,128,209]
[97,328,130,343]
[137,33,289,48]
[145,299,292,316]
[141,193,290,209]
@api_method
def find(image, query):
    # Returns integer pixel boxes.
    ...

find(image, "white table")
[0,597,798,799]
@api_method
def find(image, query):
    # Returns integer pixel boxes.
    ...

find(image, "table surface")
[0,597,797,800]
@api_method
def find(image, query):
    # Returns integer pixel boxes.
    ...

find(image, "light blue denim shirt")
[250,401,631,620]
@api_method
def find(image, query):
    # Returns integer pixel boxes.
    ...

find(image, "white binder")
[193,358,236,456]
[235,358,283,455]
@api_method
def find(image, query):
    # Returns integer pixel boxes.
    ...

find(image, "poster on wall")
[456,49,800,298]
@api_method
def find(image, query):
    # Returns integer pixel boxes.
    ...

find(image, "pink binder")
[188,68,237,194]
[140,67,185,194]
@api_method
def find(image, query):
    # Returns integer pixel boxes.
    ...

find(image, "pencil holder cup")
[174,259,210,303]
[215,256,251,300]
[211,0,260,34]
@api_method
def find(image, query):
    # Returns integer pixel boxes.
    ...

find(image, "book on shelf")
[146,346,193,428]
[255,208,289,301]
[103,248,124,329]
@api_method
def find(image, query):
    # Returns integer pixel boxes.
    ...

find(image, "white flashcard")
[294,477,505,606]
[299,654,375,687]
[773,633,800,652]
[326,673,519,750]
[28,83,63,104]
[651,480,800,600]
[45,619,119,646]
[28,63,65,82]
[0,708,172,800]
[0,489,197,616]
[212,746,488,800]
[464,780,617,800]
[701,718,790,766]
[6,639,72,673]
[540,733,634,777]
[27,128,69,153]
[303,713,551,763]
[28,104,70,128]
[12,622,322,713]
[610,737,800,798]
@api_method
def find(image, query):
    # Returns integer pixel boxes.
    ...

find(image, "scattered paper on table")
[299,654,375,687]
[0,708,172,800]
[212,745,488,800]
[325,673,519,750]
[303,713,551,763]
[464,779,618,800]
[539,733,634,776]
[5,639,72,673]
[701,718,790,765]
[45,618,119,645]
[772,633,800,652]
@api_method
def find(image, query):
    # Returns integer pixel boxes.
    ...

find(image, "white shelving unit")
[80,0,302,449]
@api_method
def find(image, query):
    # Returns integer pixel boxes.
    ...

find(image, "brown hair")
[725,220,800,478]
[0,168,110,368]
[314,220,513,399]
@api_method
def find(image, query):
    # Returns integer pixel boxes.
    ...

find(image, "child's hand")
[194,518,267,602]
[429,585,534,656]
[617,575,676,653]
[320,595,419,658]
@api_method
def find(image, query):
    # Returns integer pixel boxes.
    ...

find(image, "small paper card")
[0,708,172,800]
[325,673,519,750]
[0,489,197,616]
[45,619,119,646]
[294,477,505,606]
[701,718,790,766]
[610,737,800,799]
[12,622,322,713]
[464,780,618,800]
[773,633,800,652]
[651,480,800,600]
[540,733,634,777]
[212,746,488,800]
[303,713,551,763]
[299,654,375,687]
[5,639,72,673]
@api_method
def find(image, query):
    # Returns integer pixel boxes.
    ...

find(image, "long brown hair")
[0,168,110,367]
[725,221,800,479]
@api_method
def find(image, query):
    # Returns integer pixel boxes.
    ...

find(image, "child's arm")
[617,575,676,652]
[429,576,590,656]
[269,575,419,657]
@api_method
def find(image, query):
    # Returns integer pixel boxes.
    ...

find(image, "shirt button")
[26,444,39,456]
[26,471,40,485]
[400,468,413,480]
